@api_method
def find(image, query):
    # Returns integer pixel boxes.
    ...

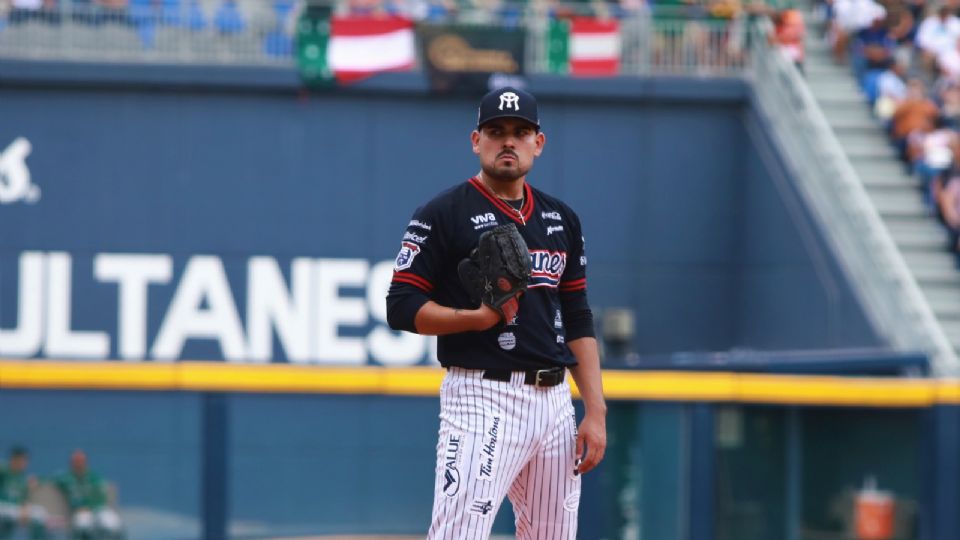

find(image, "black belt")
[481,367,566,387]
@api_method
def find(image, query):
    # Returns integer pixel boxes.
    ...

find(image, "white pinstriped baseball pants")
[428,367,581,540]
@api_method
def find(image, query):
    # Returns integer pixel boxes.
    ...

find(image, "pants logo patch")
[477,415,501,481]
[469,498,495,517]
[443,432,462,497]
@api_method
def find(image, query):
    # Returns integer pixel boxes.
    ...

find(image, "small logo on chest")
[470,212,498,230]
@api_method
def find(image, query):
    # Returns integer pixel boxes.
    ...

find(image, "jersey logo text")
[477,415,501,481]
[546,225,564,236]
[541,211,562,221]
[470,213,497,225]
[528,250,567,288]
[408,219,432,231]
[443,432,462,497]
[403,231,428,244]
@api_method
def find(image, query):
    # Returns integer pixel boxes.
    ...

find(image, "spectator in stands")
[95,0,130,24]
[0,446,47,540]
[939,82,960,125]
[772,8,806,71]
[908,114,960,204]
[345,0,390,16]
[214,0,245,33]
[891,77,941,159]
[54,450,121,540]
[915,4,960,73]
[853,9,895,92]
[831,0,886,63]
[938,173,960,251]
[8,0,58,24]
[873,57,908,119]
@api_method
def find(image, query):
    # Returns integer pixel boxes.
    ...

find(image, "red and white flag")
[569,18,621,76]
[328,16,416,84]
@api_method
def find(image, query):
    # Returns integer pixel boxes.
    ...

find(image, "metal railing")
[748,26,959,375]
[0,1,749,74]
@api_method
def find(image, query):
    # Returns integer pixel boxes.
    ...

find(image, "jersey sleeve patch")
[394,241,421,271]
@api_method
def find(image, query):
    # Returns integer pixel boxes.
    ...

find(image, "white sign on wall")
[0,252,437,365]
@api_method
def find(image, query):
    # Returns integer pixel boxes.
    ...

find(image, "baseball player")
[386,86,607,539]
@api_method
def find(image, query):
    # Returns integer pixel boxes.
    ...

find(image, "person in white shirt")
[831,0,886,62]
[916,5,960,71]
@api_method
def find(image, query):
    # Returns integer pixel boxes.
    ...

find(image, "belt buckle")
[534,368,555,387]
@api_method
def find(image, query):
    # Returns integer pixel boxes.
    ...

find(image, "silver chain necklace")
[481,176,526,225]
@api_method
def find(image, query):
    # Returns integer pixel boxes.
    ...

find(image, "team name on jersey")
[529,250,567,288]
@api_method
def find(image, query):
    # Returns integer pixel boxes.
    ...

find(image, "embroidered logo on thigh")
[476,415,502,481]
[443,431,462,497]
[469,498,495,517]
[564,491,581,512]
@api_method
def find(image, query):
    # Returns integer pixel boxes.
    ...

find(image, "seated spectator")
[907,114,960,204]
[941,82,960,126]
[853,11,895,91]
[885,1,916,46]
[873,57,908,118]
[9,0,58,24]
[772,8,806,71]
[54,450,122,540]
[915,4,960,73]
[214,0,245,33]
[96,0,130,24]
[891,77,941,159]
[345,0,389,16]
[831,0,886,63]
[0,446,47,540]
[938,173,960,252]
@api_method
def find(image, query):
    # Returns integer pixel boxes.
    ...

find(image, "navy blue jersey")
[386,177,595,370]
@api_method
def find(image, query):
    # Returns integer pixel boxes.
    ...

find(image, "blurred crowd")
[0,0,796,22]
[821,0,960,252]
[0,447,121,540]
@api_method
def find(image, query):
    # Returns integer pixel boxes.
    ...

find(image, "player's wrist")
[470,305,502,331]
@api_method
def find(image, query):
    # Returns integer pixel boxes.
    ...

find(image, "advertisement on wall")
[0,133,439,365]
[0,250,437,365]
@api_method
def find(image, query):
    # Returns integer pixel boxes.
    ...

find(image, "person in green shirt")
[0,446,47,540]
[53,450,122,540]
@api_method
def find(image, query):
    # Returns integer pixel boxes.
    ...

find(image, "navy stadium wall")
[0,62,879,367]
[0,61,901,540]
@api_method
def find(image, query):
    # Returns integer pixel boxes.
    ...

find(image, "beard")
[481,160,530,183]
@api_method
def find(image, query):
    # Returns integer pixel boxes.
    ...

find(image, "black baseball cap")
[477,86,539,129]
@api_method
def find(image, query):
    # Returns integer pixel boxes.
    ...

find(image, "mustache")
[497,150,519,159]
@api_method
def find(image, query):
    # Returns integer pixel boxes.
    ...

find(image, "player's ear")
[471,129,481,155]
[534,131,545,156]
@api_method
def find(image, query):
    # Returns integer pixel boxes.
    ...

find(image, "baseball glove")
[458,223,532,323]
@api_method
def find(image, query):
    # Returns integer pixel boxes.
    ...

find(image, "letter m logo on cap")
[498,92,519,111]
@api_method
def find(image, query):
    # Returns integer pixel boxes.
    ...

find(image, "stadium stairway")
[799,28,960,354]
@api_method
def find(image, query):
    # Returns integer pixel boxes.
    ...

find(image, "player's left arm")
[568,337,607,475]
[557,207,606,474]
